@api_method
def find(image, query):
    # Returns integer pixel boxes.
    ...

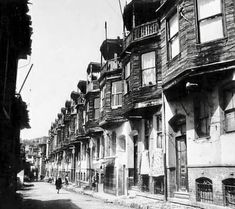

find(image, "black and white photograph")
[1,0,235,208]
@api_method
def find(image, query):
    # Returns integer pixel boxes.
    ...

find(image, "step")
[174,191,190,200]
[130,186,140,191]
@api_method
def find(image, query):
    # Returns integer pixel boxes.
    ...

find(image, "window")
[196,0,224,43]
[101,85,106,111]
[141,52,156,86]
[156,115,163,148]
[195,96,210,137]
[167,12,180,59]
[94,98,100,119]
[154,176,164,195]
[111,81,122,107]
[196,177,213,203]
[85,102,89,122]
[124,62,130,94]
[111,132,116,156]
[141,175,149,192]
[223,84,235,132]
[222,178,235,207]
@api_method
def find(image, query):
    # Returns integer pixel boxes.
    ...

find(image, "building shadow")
[1,196,81,209]
[20,198,82,209]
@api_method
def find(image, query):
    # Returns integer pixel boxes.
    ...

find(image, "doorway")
[176,135,188,191]
[133,135,138,186]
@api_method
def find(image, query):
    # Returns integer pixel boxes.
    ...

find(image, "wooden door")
[176,136,188,191]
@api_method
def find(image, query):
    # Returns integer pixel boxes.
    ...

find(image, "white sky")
[16,0,130,140]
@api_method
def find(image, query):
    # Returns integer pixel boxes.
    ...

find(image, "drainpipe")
[162,92,168,201]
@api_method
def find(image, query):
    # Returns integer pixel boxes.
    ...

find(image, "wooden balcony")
[123,20,159,50]
[86,80,100,93]
[101,59,121,73]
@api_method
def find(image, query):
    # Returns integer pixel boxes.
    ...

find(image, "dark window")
[196,177,213,203]
[141,175,149,192]
[144,118,152,150]
[222,178,235,207]
[154,176,164,195]
[196,0,224,43]
[124,62,130,94]
[111,132,116,156]
[156,115,162,148]
[223,84,235,132]
[195,97,210,137]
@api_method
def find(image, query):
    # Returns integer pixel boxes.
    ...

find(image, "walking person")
[55,177,62,194]
[65,174,69,186]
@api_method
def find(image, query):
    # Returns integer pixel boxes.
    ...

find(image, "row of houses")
[22,137,48,181]
[46,0,235,208]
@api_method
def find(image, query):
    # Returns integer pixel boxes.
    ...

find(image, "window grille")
[223,178,235,207]
[196,178,213,203]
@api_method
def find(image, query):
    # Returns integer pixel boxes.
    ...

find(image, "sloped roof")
[123,0,160,31]
[100,38,123,60]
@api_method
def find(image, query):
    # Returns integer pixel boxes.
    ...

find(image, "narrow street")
[17,182,130,209]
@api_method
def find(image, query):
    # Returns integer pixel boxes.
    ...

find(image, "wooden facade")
[159,0,235,207]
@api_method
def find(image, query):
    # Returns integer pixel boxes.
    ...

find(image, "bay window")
[141,51,156,86]
[197,0,224,43]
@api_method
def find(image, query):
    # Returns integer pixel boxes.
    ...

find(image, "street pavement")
[15,182,131,209]
[1,182,204,209]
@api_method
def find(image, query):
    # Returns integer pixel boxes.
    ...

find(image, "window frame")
[223,83,235,133]
[195,0,225,43]
[141,51,156,87]
[144,118,152,150]
[156,114,163,149]
[111,80,122,108]
[194,95,210,138]
[94,97,100,120]
[167,9,180,60]
[85,102,89,122]
[124,61,131,94]
[100,85,106,112]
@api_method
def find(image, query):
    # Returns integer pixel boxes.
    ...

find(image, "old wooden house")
[158,0,235,207]
[121,0,164,196]
[98,38,129,195]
